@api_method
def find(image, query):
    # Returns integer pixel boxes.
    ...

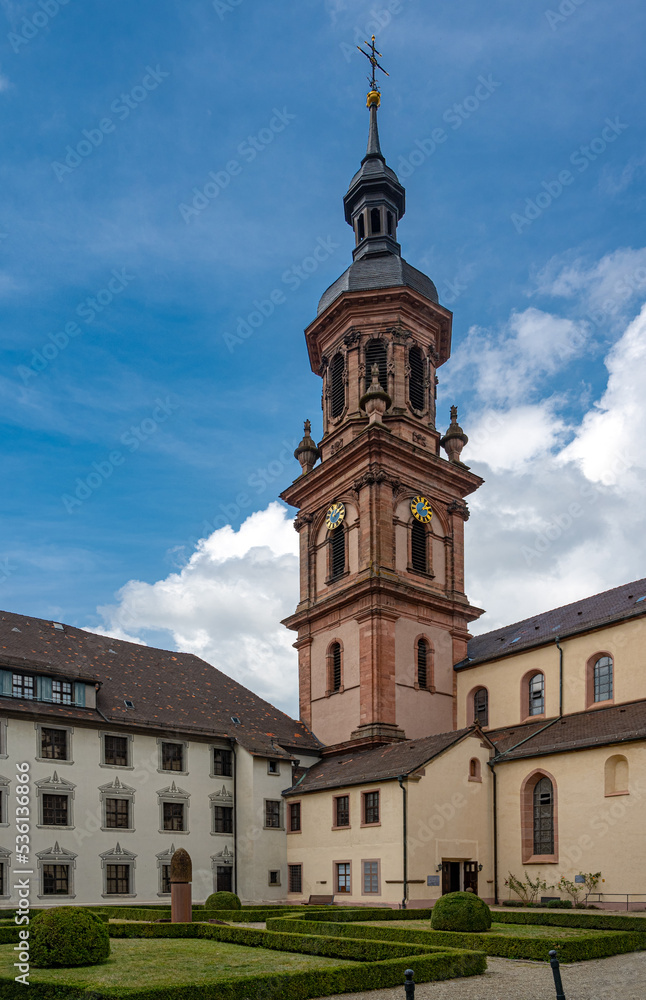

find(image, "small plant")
[558,872,602,906]
[546,898,573,908]
[504,872,554,906]
[204,891,242,910]
[431,891,492,932]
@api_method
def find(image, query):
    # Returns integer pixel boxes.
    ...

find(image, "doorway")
[216,865,233,892]
[441,860,478,895]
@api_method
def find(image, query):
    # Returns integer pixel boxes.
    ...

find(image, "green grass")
[363,919,614,939]
[0,938,355,992]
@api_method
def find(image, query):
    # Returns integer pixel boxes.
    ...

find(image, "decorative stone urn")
[359,364,391,424]
[294,419,320,475]
[440,405,469,465]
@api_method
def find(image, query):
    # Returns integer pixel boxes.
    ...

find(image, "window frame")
[328,522,347,583]
[36,843,76,900]
[268,869,281,887]
[211,747,233,777]
[100,731,133,769]
[100,844,137,898]
[158,739,188,775]
[335,860,352,894]
[36,723,73,764]
[288,800,301,834]
[326,640,344,696]
[472,687,489,727]
[362,790,380,827]
[157,783,190,835]
[333,794,350,830]
[264,799,282,830]
[521,769,558,864]
[361,858,381,896]
[36,773,75,830]
[288,863,303,894]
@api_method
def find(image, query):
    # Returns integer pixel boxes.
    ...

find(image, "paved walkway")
[315,951,646,1000]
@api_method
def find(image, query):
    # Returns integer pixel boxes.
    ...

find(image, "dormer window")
[12,674,34,700]
[52,680,72,705]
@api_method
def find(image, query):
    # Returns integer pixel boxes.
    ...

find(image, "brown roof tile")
[457,577,646,669]
[0,610,320,756]
[489,700,646,761]
[284,728,475,795]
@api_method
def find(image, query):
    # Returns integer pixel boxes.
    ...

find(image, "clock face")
[411,496,433,523]
[325,502,346,530]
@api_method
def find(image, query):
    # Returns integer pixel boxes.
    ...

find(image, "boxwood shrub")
[31,907,110,968]
[203,891,241,910]
[493,909,646,933]
[431,892,492,932]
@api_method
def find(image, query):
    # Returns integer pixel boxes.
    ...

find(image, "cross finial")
[357,35,389,94]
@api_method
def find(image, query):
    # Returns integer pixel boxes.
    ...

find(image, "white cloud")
[467,403,567,473]
[96,502,300,715]
[535,247,646,327]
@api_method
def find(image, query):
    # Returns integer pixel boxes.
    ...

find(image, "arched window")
[473,688,488,727]
[328,642,342,693]
[417,639,429,688]
[330,353,345,418]
[386,211,394,236]
[604,754,629,796]
[528,673,545,716]
[408,346,425,411]
[468,758,481,781]
[357,214,365,241]
[330,523,345,581]
[411,520,427,573]
[370,207,381,234]
[594,656,613,702]
[533,777,554,855]
[364,340,387,392]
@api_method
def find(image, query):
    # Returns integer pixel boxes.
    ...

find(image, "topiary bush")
[203,891,241,911]
[431,891,492,932]
[31,907,110,968]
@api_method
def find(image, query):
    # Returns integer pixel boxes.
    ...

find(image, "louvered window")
[533,777,554,855]
[473,688,488,727]
[330,354,345,418]
[411,520,427,573]
[409,346,425,410]
[364,340,387,392]
[330,523,345,580]
[331,643,342,691]
[417,639,428,688]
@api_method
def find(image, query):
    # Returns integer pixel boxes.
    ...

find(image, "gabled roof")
[0,610,320,757]
[283,727,478,796]
[489,700,646,761]
[456,577,646,669]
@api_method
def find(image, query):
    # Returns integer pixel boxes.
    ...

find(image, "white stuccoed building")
[0,611,321,907]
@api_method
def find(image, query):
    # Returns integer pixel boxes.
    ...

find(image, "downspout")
[230,738,237,896]
[488,759,499,904]
[397,776,408,910]
[555,636,563,717]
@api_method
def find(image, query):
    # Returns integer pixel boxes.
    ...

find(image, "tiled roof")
[489,700,646,761]
[457,577,646,669]
[317,254,438,315]
[284,728,475,795]
[0,610,320,757]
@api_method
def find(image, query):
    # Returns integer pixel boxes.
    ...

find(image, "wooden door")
[464,861,478,894]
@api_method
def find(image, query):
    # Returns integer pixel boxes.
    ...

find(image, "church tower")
[281,64,483,749]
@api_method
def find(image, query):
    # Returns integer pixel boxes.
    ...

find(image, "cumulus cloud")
[535,247,646,328]
[95,502,300,715]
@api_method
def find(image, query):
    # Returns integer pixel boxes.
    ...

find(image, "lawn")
[363,919,615,938]
[0,938,355,993]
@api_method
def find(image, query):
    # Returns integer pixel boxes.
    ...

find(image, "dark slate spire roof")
[317,99,438,315]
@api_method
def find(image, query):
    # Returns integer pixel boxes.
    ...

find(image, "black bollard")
[549,950,566,1000]
[404,968,415,999]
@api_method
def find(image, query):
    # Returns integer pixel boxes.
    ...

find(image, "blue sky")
[1,1,645,714]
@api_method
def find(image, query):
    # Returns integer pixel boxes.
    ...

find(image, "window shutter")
[36,676,43,700]
[74,682,86,707]
[331,524,345,579]
[0,671,11,697]
[40,677,53,702]
[330,354,345,418]
[332,644,342,691]
[409,346,425,410]
[364,340,387,392]
[411,520,427,573]
[417,641,428,688]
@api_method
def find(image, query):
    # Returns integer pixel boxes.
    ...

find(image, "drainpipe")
[230,738,238,895]
[488,759,499,904]
[397,776,408,910]
[555,637,563,717]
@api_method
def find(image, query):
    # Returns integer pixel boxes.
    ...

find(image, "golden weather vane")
[357,35,389,93]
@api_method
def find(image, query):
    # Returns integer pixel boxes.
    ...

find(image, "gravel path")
[314,951,646,1000]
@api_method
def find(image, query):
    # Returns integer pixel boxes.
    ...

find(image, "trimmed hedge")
[31,907,110,968]
[431,892,492,932]
[493,909,646,933]
[266,914,646,963]
[203,891,241,910]
[0,918,486,999]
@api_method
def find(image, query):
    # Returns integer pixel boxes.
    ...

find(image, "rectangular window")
[104,735,129,767]
[336,862,351,893]
[335,795,350,827]
[105,798,130,829]
[41,728,68,760]
[43,864,70,895]
[267,759,280,774]
[213,806,233,834]
[289,802,301,832]
[213,748,233,776]
[52,680,73,705]
[265,800,281,828]
[12,674,34,700]
[0,863,4,896]
[288,864,302,894]
[163,802,185,832]
[106,864,130,894]
[363,791,379,825]
[161,865,171,894]
[268,870,281,885]
[363,860,379,894]
[42,794,68,826]
[216,866,233,892]
[161,743,184,772]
